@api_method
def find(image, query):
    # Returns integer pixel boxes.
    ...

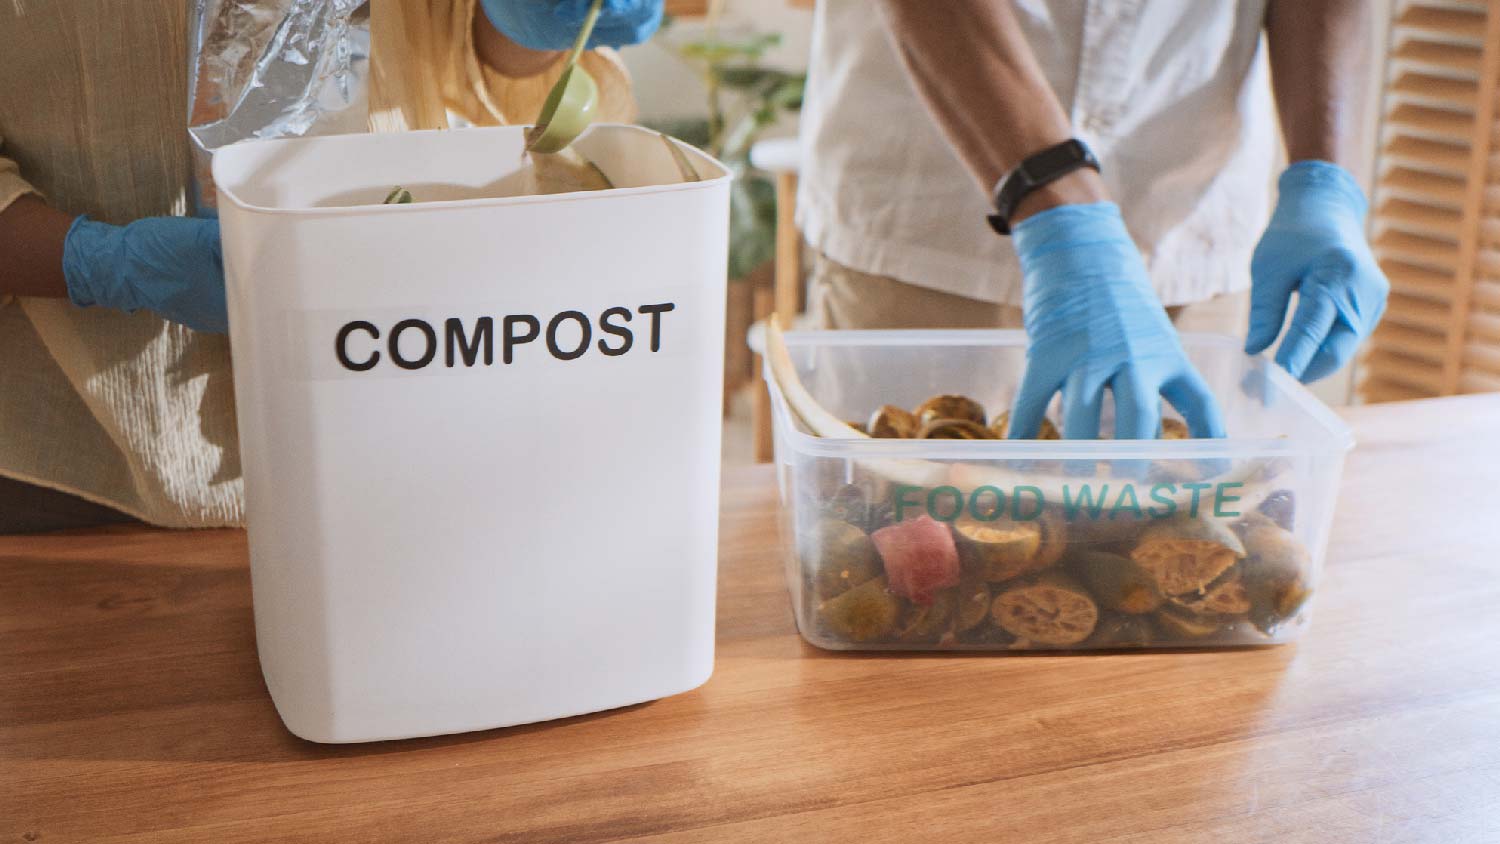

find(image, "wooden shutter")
[1362,0,1500,402]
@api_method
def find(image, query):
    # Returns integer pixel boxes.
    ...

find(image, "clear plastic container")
[766,330,1353,652]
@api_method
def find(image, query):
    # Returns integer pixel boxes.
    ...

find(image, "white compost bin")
[213,125,731,743]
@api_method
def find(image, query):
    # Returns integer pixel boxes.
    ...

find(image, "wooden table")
[4,395,1499,843]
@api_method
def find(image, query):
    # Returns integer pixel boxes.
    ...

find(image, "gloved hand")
[1246,160,1389,383]
[480,0,664,51]
[1008,202,1225,440]
[62,216,227,333]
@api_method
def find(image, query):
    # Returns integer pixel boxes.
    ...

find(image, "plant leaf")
[680,32,782,62]
[767,75,806,110]
[728,170,776,279]
[717,66,794,91]
[643,117,712,149]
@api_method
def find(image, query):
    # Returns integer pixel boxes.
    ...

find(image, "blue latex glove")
[62,216,227,333]
[480,0,664,51]
[1008,202,1225,440]
[1246,161,1389,383]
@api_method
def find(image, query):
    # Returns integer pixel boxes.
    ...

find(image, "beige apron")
[0,0,634,528]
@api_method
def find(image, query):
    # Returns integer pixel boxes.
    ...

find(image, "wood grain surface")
[4,395,1499,843]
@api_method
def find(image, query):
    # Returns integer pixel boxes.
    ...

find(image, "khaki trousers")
[808,250,1249,336]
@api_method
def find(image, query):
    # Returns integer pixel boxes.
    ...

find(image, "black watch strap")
[987,139,1101,235]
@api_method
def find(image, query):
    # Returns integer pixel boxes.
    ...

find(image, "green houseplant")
[650,16,806,280]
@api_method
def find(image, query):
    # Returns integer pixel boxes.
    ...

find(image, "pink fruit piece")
[871,515,961,605]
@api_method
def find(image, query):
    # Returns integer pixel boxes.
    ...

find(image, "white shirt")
[797,0,1278,307]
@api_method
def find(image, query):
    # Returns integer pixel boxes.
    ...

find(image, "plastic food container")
[213,125,730,742]
[766,330,1353,652]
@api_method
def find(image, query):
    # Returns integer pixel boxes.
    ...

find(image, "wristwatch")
[987,139,1101,235]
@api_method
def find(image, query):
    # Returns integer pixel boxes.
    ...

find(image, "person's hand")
[479,0,664,52]
[1008,202,1225,440]
[62,216,227,333]
[1245,161,1388,383]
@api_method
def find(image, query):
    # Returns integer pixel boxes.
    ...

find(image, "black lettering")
[546,310,592,361]
[445,317,494,367]
[637,302,676,352]
[388,319,437,370]
[503,315,541,364]
[335,321,381,371]
[597,306,634,356]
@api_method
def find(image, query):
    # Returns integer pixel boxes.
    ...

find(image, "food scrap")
[871,515,961,605]
[797,481,1315,650]
[851,393,1192,442]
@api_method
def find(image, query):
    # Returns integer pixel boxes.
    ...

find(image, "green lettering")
[968,486,1006,521]
[1214,482,1244,518]
[1148,484,1178,519]
[927,485,963,522]
[1062,484,1108,521]
[1182,483,1212,518]
[893,485,922,522]
[1109,484,1144,520]
[1012,486,1044,521]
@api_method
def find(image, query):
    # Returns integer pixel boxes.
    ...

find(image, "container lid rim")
[210,123,732,216]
